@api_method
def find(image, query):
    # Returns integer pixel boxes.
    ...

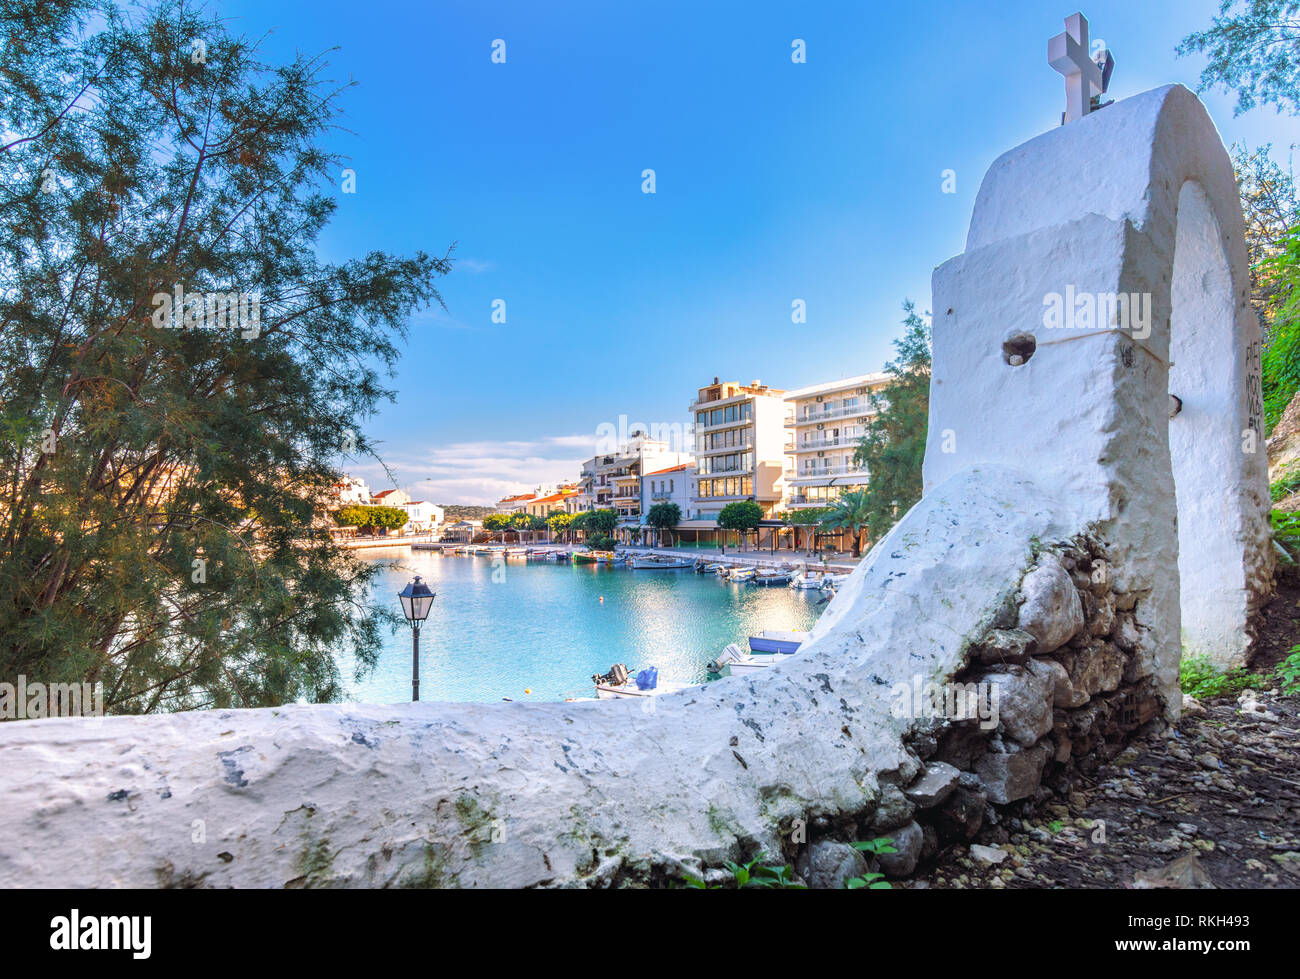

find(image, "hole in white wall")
[1002,333,1036,366]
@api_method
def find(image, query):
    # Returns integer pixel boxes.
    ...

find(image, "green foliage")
[783,506,832,526]
[845,838,896,889]
[333,506,407,530]
[683,858,806,889]
[1278,647,1300,693]
[1270,467,1300,501]
[850,837,898,856]
[585,535,616,551]
[1179,654,1269,699]
[1260,224,1300,427]
[1231,143,1298,330]
[0,0,449,712]
[852,302,931,541]
[646,502,682,530]
[586,508,619,536]
[482,513,512,533]
[820,489,873,558]
[1271,507,1300,562]
[546,510,572,536]
[845,872,891,889]
[717,500,763,546]
[1178,1,1300,117]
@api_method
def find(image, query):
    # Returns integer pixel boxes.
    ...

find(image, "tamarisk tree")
[0,0,451,712]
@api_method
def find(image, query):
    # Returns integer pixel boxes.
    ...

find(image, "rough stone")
[981,666,1053,746]
[970,843,1008,865]
[904,761,961,808]
[934,786,987,841]
[1112,612,1141,653]
[1056,642,1124,698]
[1017,555,1085,653]
[970,628,1036,665]
[868,782,917,832]
[936,724,992,770]
[877,820,924,878]
[1026,655,1075,708]
[975,743,1050,804]
[795,840,869,890]
[1086,593,1116,637]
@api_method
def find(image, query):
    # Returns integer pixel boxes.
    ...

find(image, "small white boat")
[790,571,834,590]
[591,663,691,699]
[749,570,795,587]
[708,642,793,676]
[749,629,811,654]
[629,555,694,569]
[725,566,756,582]
[820,573,850,590]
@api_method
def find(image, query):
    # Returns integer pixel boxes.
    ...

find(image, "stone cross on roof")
[1049,12,1107,124]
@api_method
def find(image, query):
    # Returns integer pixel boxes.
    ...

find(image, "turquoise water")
[337,550,823,704]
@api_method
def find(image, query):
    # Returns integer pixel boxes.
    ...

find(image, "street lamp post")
[397,575,436,701]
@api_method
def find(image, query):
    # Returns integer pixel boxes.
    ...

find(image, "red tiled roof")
[643,463,693,476]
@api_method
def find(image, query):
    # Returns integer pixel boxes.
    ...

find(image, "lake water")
[337,549,824,704]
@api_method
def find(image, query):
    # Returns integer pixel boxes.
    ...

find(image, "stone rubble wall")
[809,537,1169,886]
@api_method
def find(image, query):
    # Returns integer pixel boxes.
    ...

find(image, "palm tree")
[820,489,872,558]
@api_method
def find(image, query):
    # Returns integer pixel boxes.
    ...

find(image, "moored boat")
[629,555,694,569]
[749,570,795,586]
[748,629,810,654]
[591,663,691,699]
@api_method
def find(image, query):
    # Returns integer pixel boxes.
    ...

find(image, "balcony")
[791,465,869,480]
[790,436,854,451]
[786,403,876,426]
[696,464,752,478]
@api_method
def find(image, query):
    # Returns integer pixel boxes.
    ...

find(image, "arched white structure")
[924,84,1272,679]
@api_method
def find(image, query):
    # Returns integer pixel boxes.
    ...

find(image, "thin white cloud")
[344,433,600,506]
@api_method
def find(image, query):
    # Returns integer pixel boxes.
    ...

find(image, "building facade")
[640,463,695,545]
[684,379,789,542]
[572,436,690,542]
[784,372,889,509]
[401,500,443,532]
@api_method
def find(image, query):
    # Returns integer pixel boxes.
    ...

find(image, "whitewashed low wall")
[0,466,1077,888]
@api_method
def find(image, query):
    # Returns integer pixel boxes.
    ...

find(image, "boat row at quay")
[437,543,850,591]
[430,544,844,701]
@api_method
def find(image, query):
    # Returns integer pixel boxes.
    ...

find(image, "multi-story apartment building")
[783,372,890,509]
[572,436,690,542]
[687,379,789,539]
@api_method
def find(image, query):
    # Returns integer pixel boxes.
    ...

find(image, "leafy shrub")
[1271,508,1300,564]
[1276,647,1300,695]
[845,837,896,889]
[682,858,806,889]
[1179,654,1269,700]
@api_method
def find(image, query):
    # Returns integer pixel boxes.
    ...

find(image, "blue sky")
[219,0,1296,504]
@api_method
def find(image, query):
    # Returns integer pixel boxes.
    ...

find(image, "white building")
[333,476,371,505]
[640,463,695,545]
[784,372,890,509]
[401,500,443,532]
